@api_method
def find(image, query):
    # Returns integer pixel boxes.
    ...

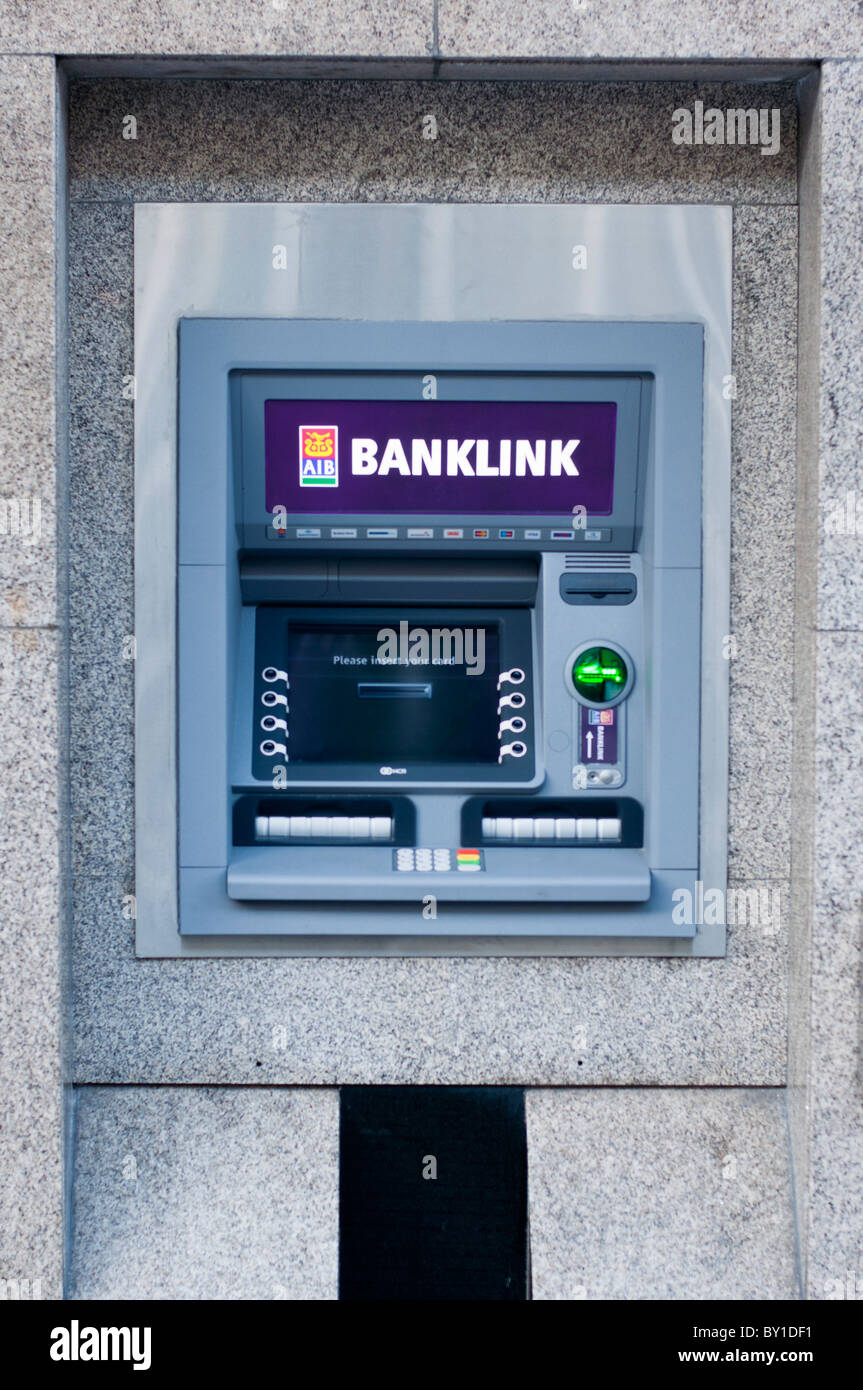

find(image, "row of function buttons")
[497,667,528,762]
[259,668,290,758]
[258,666,533,764]
[255,814,393,841]
[481,815,622,842]
[273,526,610,542]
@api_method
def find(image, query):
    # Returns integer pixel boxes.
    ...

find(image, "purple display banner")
[265,398,616,516]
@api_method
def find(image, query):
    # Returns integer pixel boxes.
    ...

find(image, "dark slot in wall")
[339,1087,528,1301]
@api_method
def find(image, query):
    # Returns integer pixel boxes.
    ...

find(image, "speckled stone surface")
[72,876,788,1083]
[0,1,433,57]
[806,898,863,1300]
[805,629,863,1297]
[69,1087,339,1299]
[68,78,798,206]
[2,3,861,1309]
[0,54,64,1302]
[0,57,57,629]
[66,78,793,1084]
[2,0,861,60]
[527,1088,797,1299]
[787,68,819,1302]
[67,201,134,881]
[792,61,863,1297]
[816,64,863,632]
[727,206,797,880]
[438,2,863,61]
[0,629,64,1299]
[813,632,863,902]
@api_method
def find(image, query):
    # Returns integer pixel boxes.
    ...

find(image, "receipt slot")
[174,318,714,941]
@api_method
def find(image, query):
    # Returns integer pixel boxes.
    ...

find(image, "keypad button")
[555,818,576,839]
[597,818,622,841]
[576,818,598,840]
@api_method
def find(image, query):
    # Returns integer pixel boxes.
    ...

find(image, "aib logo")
[299,425,338,486]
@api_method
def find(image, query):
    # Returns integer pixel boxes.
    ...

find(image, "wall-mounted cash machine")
[176,318,710,941]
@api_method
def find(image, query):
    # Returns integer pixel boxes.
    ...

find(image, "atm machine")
[175,318,708,942]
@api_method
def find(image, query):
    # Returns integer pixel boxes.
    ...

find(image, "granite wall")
[64,74,797,1299]
[0,3,860,1302]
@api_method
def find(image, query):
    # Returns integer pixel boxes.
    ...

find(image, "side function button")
[499,716,526,735]
[497,668,526,689]
[498,741,527,762]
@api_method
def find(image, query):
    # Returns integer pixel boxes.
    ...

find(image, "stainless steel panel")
[134,202,731,957]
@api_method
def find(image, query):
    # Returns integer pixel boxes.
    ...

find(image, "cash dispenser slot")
[336,557,539,606]
[240,555,539,606]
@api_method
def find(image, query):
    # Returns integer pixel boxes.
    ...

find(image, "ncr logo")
[299,425,338,487]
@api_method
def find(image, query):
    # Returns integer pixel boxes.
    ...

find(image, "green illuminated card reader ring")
[566,642,635,707]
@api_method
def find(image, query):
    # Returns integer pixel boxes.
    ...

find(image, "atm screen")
[286,621,501,763]
[264,398,617,515]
